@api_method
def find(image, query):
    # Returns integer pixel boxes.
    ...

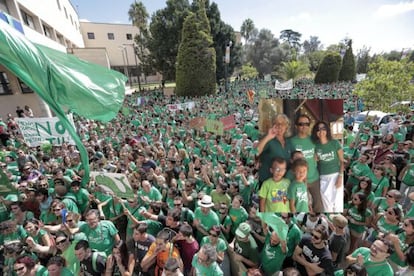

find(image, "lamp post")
[118,45,131,87]
[224,41,232,92]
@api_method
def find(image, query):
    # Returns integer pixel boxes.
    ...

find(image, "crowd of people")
[0,78,413,276]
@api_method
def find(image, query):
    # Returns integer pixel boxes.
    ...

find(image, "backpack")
[302,214,322,227]
[91,251,106,273]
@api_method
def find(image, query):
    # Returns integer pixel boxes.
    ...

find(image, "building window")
[87,32,95,39]
[56,34,65,45]
[126,33,132,40]
[64,7,68,19]
[70,15,73,25]
[107,33,114,40]
[43,24,51,38]
[19,79,33,94]
[0,0,9,13]
[0,72,12,95]
[56,0,61,10]
[21,10,35,29]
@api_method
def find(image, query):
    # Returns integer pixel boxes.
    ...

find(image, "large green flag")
[257,212,289,241]
[0,20,127,185]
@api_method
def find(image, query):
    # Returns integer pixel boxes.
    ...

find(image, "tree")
[382,50,403,61]
[354,58,414,112]
[314,53,342,83]
[279,29,302,51]
[279,60,310,81]
[338,39,356,81]
[306,50,325,72]
[175,0,216,97]
[303,36,322,54]
[246,29,289,76]
[128,1,149,86]
[240,63,258,79]
[146,0,191,81]
[240,19,255,44]
[356,46,371,74]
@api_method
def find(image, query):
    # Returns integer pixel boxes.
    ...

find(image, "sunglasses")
[386,194,394,199]
[311,233,321,240]
[297,122,310,127]
[56,238,67,245]
[54,208,62,212]
[14,266,25,272]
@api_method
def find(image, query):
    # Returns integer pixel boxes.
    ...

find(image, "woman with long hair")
[311,121,345,212]
[364,206,402,247]
[105,240,134,276]
[351,177,375,208]
[346,192,373,254]
[369,165,390,198]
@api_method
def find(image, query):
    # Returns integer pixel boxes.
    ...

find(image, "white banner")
[167,101,195,112]
[90,172,133,199]
[275,79,293,90]
[356,74,366,82]
[16,115,76,147]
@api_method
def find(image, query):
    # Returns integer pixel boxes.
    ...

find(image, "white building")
[0,0,83,118]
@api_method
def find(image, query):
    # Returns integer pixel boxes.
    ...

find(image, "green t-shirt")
[402,164,414,186]
[72,188,90,214]
[371,216,400,240]
[200,236,227,253]
[286,222,302,257]
[370,175,390,197]
[62,240,80,275]
[194,207,220,241]
[210,190,231,208]
[259,177,291,212]
[288,136,319,183]
[348,161,372,185]
[315,139,342,175]
[347,205,372,234]
[191,254,223,276]
[389,231,409,267]
[228,207,248,235]
[260,234,287,275]
[79,220,118,256]
[287,180,309,213]
[351,247,393,276]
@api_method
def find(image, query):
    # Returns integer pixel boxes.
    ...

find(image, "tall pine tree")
[314,53,342,83]
[338,40,356,81]
[175,0,216,96]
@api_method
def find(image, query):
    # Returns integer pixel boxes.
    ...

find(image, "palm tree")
[240,18,255,44]
[279,60,310,81]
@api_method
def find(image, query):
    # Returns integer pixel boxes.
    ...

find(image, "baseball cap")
[235,222,251,239]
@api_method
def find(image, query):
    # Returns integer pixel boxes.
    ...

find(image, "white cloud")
[79,19,90,22]
[374,1,414,18]
[289,12,311,22]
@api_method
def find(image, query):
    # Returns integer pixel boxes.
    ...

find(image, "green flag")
[0,20,127,186]
[257,212,289,241]
[0,170,18,196]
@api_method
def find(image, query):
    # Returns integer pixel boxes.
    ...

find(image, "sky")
[70,0,414,54]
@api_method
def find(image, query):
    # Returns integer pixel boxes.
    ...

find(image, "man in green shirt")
[191,244,223,276]
[260,227,287,275]
[346,238,393,276]
[231,222,259,269]
[399,162,414,209]
[193,195,220,242]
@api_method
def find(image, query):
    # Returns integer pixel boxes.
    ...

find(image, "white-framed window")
[21,10,35,29]
[107,33,115,40]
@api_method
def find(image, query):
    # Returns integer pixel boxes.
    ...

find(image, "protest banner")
[167,101,196,112]
[220,115,236,131]
[205,119,224,135]
[90,172,134,199]
[275,79,293,90]
[0,170,18,196]
[189,117,206,130]
[16,115,76,147]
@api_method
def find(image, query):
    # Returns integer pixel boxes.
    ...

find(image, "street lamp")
[118,45,131,87]
[224,41,232,92]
